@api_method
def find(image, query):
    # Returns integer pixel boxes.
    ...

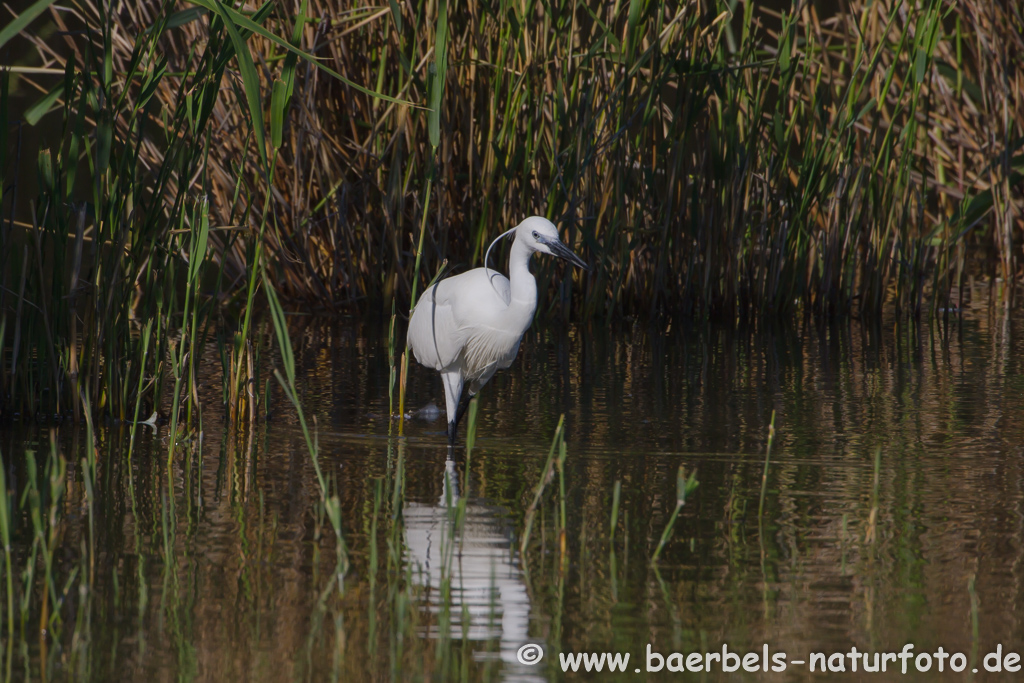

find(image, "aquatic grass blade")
[208,0,268,166]
[0,0,58,52]
[428,0,448,149]
[652,465,698,563]
[24,82,62,126]
[185,0,416,107]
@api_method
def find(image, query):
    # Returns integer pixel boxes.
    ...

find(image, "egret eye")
[532,231,539,239]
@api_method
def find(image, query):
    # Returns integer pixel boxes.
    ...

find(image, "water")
[2,303,1024,681]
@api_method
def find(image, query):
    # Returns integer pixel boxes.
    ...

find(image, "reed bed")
[1,0,1022,420]
[24,0,1017,319]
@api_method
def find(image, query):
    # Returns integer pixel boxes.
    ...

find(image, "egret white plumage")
[407,216,587,443]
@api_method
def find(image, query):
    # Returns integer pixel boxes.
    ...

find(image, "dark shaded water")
[3,300,1024,682]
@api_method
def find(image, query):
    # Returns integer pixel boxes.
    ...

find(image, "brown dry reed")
[1,0,1023,419]
[94,0,1020,319]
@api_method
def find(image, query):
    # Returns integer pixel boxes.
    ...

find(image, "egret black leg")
[454,393,473,429]
[447,393,474,444]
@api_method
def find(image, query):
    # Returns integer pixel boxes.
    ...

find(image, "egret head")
[515,216,588,270]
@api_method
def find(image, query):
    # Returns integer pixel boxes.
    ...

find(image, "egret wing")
[408,268,518,378]
[441,270,524,381]
[407,282,468,371]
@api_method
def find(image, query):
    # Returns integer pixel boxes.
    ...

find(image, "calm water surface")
[3,303,1024,682]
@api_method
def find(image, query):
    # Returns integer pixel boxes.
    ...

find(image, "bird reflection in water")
[403,456,544,682]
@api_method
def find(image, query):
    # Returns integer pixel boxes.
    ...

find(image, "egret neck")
[507,237,539,320]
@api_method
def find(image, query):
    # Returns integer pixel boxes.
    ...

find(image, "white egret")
[407,216,588,443]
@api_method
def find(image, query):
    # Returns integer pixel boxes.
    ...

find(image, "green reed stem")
[609,480,621,543]
[0,448,12,683]
[127,319,153,461]
[758,411,777,519]
[399,175,433,436]
[652,465,698,563]
[520,415,565,558]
